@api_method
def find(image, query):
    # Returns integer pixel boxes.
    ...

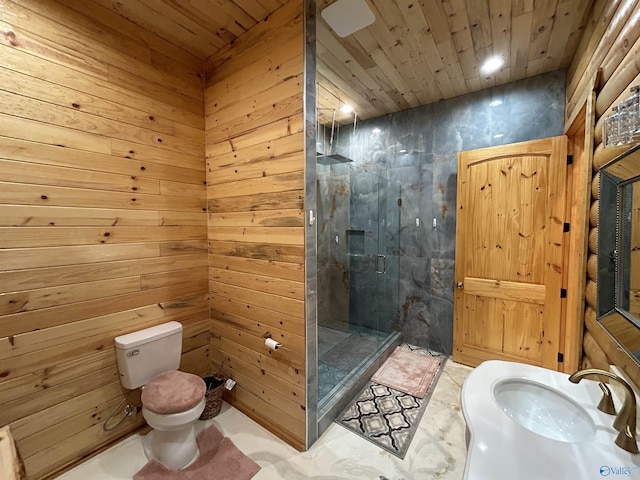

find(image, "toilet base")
[143,425,200,470]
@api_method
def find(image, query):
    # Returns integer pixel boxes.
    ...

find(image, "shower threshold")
[317,330,402,436]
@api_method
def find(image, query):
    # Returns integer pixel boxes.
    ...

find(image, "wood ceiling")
[88,0,289,58]
[317,0,595,124]
[90,0,595,125]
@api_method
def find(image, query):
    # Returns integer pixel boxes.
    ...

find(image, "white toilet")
[114,321,206,470]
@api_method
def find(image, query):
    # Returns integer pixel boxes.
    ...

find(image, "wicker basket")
[199,376,225,420]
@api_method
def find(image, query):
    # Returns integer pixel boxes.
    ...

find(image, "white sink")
[461,360,640,480]
[493,378,596,442]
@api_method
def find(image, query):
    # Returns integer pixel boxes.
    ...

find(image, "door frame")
[561,91,596,373]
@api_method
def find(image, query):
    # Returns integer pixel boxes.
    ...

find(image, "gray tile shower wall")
[325,69,566,354]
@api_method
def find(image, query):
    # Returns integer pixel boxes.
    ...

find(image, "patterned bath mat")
[336,345,446,459]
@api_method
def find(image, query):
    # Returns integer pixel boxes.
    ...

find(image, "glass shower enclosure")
[316,156,402,429]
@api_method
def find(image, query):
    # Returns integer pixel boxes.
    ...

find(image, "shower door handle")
[375,254,387,274]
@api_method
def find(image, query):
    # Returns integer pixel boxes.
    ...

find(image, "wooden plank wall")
[0,0,210,477]
[204,0,307,450]
[565,0,640,386]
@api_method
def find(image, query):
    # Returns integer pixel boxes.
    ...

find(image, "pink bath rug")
[371,346,442,398]
[133,424,260,480]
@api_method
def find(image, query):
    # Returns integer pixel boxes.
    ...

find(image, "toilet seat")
[141,370,206,414]
[142,396,206,430]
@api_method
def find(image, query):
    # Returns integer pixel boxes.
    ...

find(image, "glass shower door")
[348,171,400,338]
[375,175,400,335]
[316,165,401,405]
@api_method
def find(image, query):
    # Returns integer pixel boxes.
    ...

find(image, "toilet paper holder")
[262,332,282,350]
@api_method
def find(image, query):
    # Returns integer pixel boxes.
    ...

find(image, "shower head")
[316,153,353,165]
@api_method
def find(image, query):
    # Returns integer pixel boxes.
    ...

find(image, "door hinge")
[567,154,573,165]
[560,288,567,298]
[397,198,402,206]
[563,222,570,232]
[558,352,564,363]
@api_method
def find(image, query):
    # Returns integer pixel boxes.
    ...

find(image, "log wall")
[0,0,209,477]
[566,0,640,386]
[204,1,307,450]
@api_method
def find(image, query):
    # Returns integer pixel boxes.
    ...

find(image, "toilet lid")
[141,370,206,414]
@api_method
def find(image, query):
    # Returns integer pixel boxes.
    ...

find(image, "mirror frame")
[598,143,640,368]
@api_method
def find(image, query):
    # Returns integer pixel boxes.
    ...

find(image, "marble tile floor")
[57,360,472,480]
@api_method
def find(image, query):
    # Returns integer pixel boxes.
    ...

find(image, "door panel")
[453,136,567,370]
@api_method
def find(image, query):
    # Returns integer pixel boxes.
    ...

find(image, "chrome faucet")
[569,368,638,454]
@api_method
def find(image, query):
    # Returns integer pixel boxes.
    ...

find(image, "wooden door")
[453,136,568,370]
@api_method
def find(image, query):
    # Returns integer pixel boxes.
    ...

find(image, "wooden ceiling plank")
[355,19,437,105]
[135,0,227,56]
[366,65,414,112]
[394,0,448,102]
[443,0,483,90]
[466,0,493,56]
[369,0,407,34]
[560,0,599,68]
[510,12,534,81]
[316,75,376,124]
[316,53,385,117]
[436,39,472,96]
[414,43,457,100]
[419,0,452,45]
[206,0,300,72]
[182,0,258,34]
[154,0,239,45]
[488,0,512,68]
[232,0,270,22]
[526,57,545,78]
[87,0,208,58]
[316,53,379,114]
[256,0,289,17]
[336,36,378,71]
[541,0,578,73]
[465,0,497,90]
[316,70,378,123]
[91,1,200,58]
[452,15,478,87]
[356,35,422,107]
[368,0,447,103]
[316,21,386,95]
[527,0,559,65]
[418,0,467,98]
[513,0,535,17]
[316,51,384,117]
[494,65,512,85]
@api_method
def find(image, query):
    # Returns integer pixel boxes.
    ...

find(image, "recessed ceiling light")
[340,104,354,113]
[481,56,504,75]
[489,99,503,107]
[321,0,375,37]
[372,128,381,134]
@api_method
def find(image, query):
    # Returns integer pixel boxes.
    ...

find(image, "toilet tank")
[114,321,182,390]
